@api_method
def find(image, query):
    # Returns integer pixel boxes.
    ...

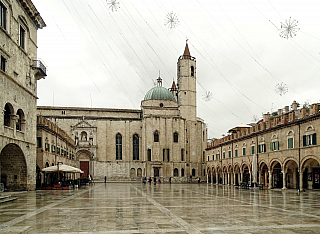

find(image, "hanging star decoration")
[107,0,120,12]
[279,17,300,39]
[164,12,179,29]
[275,82,288,96]
[202,91,213,101]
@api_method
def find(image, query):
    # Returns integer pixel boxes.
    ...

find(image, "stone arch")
[270,159,282,171]
[305,125,315,132]
[130,168,136,178]
[174,168,179,177]
[283,158,299,189]
[234,163,241,185]
[76,149,94,178]
[241,163,250,183]
[137,168,142,177]
[301,157,320,189]
[0,143,27,191]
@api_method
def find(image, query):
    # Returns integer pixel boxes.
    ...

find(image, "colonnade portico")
[207,157,320,190]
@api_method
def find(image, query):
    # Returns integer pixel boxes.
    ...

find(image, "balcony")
[32,60,47,79]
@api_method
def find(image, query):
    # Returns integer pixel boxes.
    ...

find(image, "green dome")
[144,86,176,101]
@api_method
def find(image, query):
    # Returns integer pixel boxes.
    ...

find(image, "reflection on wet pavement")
[0,183,320,233]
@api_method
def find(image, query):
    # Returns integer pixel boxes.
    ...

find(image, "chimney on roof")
[284,106,289,113]
[292,100,298,111]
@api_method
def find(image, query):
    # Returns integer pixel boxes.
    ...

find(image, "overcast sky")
[33,0,320,139]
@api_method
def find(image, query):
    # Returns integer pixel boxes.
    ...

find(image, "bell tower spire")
[177,41,197,121]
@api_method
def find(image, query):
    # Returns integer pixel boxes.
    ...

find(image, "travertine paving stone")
[0,183,320,233]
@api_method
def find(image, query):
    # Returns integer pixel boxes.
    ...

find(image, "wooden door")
[80,161,89,178]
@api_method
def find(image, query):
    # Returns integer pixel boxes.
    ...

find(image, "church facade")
[37,44,208,182]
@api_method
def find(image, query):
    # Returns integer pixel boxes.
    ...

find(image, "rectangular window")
[288,138,294,149]
[0,55,5,72]
[242,148,246,156]
[212,154,214,160]
[303,133,317,147]
[147,149,151,161]
[181,149,184,161]
[207,156,209,161]
[235,149,238,157]
[20,26,25,49]
[216,154,219,160]
[270,141,279,151]
[258,144,266,153]
[51,145,55,153]
[36,137,42,148]
[57,147,60,155]
[251,146,255,155]
[167,149,170,162]
[223,152,225,159]
[0,2,6,30]
[228,150,231,158]
[163,149,165,161]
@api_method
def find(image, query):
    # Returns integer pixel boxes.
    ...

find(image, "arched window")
[174,168,179,177]
[4,103,13,127]
[133,134,139,160]
[81,131,87,141]
[116,133,122,160]
[16,109,24,131]
[154,130,159,142]
[173,132,178,143]
[192,168,196,177]
[191,66,194,76]
[181,168,185,177]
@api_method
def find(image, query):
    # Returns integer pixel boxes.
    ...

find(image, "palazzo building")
[0,0,45,190]
[37,44,208,182]
[206,101,320,190]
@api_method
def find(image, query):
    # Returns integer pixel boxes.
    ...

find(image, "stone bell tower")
[177,42,197,121]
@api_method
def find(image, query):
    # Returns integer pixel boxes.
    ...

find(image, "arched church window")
[173,132,178,143]
[192,168,196,177]
[154,130,159,142]
[116,133,122,160]
[133,134,139,160]
[191,66,194,76]
[181,168,185,177]
[174,168,179,177]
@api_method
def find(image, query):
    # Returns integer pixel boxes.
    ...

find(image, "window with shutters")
[228,150,231,158]
[242,147,246,156]
[251,145,255,155]
[258,144,266,153]
[303,133,317,147]
[235,149,238,157]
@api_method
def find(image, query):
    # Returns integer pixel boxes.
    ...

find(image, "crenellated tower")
[177,42,197,121]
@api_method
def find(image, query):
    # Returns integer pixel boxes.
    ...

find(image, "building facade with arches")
[0,0,46,190]
[206,101,320,190]
[37,43,207,182]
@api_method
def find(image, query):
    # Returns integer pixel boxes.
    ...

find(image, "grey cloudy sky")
[33,0,320,139]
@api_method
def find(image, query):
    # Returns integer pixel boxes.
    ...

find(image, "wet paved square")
[0,183,320,233]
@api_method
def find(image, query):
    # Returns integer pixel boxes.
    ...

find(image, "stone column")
[282,171,287,189]
[211,173,213,184]
[233,172,236,185]
[207,173,208,183]
[268,171,272,189]
[240,172,243,183]
[257,171,260,185]
[222,173,225,185]
[216,173,218,185]
[299,171,303,191]
[227,173,229,185]
[249,172,252,185]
